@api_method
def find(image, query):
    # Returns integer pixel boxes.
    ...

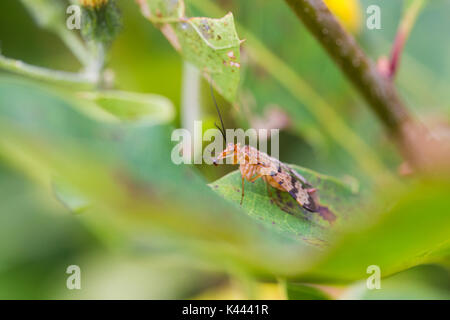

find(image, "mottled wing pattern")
[240,146,317,212]
[281,162,311,187]
[268,158,317,212]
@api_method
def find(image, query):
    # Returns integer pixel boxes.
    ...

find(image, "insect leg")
[240,177,245,205]
[239,164,249,205]
[263,176,284,208]
[248,173,263,183]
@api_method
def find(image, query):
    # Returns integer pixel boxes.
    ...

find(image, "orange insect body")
[213,143,318,212]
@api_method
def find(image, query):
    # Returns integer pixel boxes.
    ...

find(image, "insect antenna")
[210,80,226,142]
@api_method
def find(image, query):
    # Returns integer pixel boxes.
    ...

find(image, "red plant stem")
[388,0,425,79]
[389,31,406,79]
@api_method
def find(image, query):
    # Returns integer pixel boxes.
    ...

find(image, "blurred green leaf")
[79,90,175,124]
[0,76,319,277]
[52,89,175,213]
[0,164,219,299]
[138,0,241,102]
[0,163,97,299]
[19,0,92,66]
[342,265,450,300]
[285,282,330,300]
[53,254,222,299]
[19,0,65,30]
[301,178,450,282]
[53,179,91,214]
[210,165,360,246]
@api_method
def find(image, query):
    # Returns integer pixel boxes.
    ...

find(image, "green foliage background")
[0,0,449,299]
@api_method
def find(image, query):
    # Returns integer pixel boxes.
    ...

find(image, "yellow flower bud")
[80,0,108,8]
[324,0,362,34]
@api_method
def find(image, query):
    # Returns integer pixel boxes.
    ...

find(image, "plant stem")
[283,0,425,165]
[56,28,92,67]
[85,41,106,84]
[0,54,96,86]
[388,0,426,79]
[181,61,202,162]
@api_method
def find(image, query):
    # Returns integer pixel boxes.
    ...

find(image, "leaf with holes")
[138,0,241,102]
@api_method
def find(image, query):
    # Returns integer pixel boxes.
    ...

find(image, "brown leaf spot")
[316,205,337,224]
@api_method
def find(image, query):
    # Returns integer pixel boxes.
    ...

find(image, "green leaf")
[79,90,175,124]
[342,265,450,300]
[210,164,450,282]
[210,166,360,246]
[285,282,330,300]
[52,89,175,213]
[0,164,216,299]
[138,0,241,102]
[301,178,450,282]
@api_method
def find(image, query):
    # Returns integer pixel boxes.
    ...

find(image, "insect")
[213,143,318,212]
[208,79,318,212]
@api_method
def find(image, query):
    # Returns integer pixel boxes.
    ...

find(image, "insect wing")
[273,164,318,212]
[282,163,312,188]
